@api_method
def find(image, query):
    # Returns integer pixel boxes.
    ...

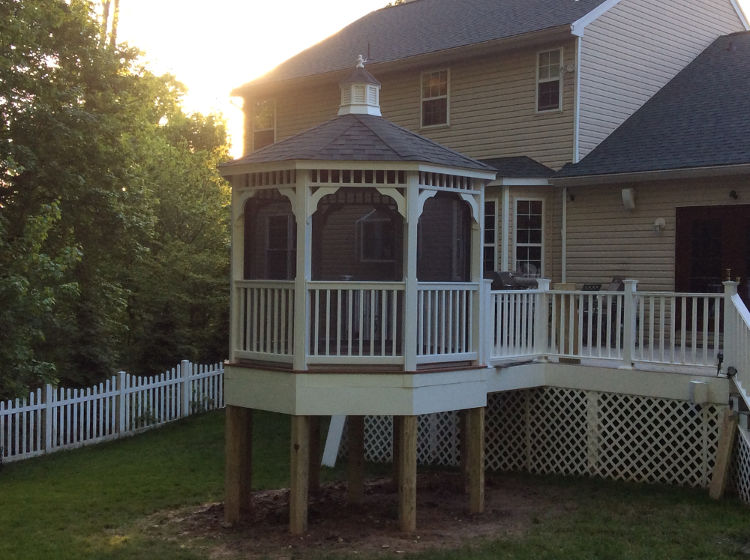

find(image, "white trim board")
[730,0,750,29]
[571,0,623,36]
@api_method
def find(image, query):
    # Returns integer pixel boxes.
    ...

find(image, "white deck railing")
[725,291,750,406]
[417,282,478,363]
[308,282,405,363]
[234,280,295,363]
[489,290,540,360]
[634,292,723,366]
[489,283,728,370]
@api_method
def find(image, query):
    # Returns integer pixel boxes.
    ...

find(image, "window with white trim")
[356,209,397,263]
[514,199,543,278]
[252,98,275,150]
[537,49,562,112]
[421,69,449,127]
[265,214,296,279]
[483,199,498,274]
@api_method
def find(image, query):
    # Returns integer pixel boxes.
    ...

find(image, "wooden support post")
[466,407,485,514]
[347,415,365,504]
[398,415,417,533]
[225,405,253,524]
[459,409,468,493]
[309,416,321,494]
[709,409,738,500]
[290,415,311,535]
[392,415,402,487]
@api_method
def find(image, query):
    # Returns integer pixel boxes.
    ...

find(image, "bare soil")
[145,472,578,559]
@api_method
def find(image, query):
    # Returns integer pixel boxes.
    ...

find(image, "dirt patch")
[145,472,577,559]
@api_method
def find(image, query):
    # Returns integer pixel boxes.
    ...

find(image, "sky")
[114,0,750,158]
[115,0,388,157]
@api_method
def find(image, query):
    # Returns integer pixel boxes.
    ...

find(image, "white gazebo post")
[293,172,312,371]
[403,171,421,372]
[466,187,484,363]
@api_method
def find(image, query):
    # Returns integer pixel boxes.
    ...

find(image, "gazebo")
[220,57,497,534]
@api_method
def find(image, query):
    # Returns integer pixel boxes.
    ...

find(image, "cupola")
[338,55,382,116]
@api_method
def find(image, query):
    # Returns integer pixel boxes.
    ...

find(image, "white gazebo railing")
[234,280,295,363]
[416,282,479,363]
[308,282,405,363]
[232,280,485,368]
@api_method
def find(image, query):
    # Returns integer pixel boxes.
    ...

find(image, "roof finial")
[356,54,366,68]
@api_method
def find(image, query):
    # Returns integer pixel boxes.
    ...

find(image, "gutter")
[552,163,750,186]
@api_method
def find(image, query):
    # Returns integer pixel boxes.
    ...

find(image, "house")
[554,31,750,300]
[221,0,750,536]
[232,0,748,285]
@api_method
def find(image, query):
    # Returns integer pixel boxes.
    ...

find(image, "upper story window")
[514,199,543,278]
[421,69,449,127]
[537,49,562,112]
[252,99,275,151]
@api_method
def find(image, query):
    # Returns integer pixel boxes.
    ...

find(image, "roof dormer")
[338,55,382,116]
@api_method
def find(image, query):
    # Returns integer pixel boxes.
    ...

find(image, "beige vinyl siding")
[381,43,577,170]
[578,0,745,159]
[245,40,577,170]
[564,176,750,291]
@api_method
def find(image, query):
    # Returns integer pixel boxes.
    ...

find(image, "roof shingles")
[223,113,493,172]
[240,0,609,89]
[557,32,750,178]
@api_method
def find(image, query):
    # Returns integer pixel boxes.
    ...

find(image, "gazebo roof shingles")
[222,113,494,172]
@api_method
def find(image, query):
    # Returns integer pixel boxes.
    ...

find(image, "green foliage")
[0,0,230,396]
[0,203,80,399]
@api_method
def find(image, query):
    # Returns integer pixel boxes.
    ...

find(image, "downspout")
[573,35,582,165]
[562,35,583,283]
[561,186,567,283]
[501,185,510,271]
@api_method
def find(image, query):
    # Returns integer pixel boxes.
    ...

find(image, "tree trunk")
[109,0,120,48]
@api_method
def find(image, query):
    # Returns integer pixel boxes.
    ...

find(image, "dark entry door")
[676,205,750,303]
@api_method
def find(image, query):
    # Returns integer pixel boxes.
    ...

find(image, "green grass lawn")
[1,410,748,559]
[0,410,295,559]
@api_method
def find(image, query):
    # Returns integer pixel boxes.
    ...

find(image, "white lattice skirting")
[731,426,750,505]
[358,388,733,490]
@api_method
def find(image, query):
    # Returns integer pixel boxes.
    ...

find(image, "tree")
[0,0,231,396]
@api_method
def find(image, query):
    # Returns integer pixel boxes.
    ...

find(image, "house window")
[514,199,543,277]
[253,99,275,150]
[483,199,498,274]
[537,49,562,112]
[357,209,396,263]
[421,69,449,127]
[266,214,296,279]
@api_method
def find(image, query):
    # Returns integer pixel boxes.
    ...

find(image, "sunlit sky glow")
[114,0,750,158]
[116,0,387,157]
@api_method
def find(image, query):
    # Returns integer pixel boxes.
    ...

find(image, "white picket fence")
[0,360,224,464]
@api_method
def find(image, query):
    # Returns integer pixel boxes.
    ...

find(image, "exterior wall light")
[653,217,666,232]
